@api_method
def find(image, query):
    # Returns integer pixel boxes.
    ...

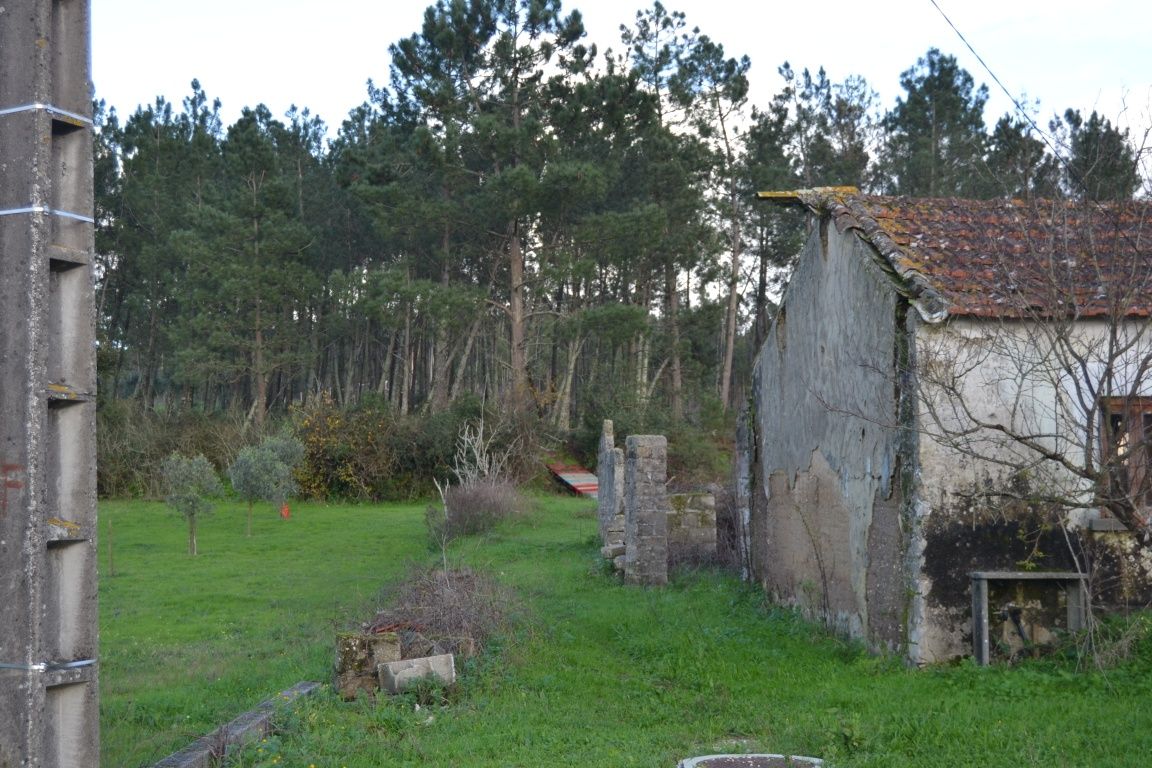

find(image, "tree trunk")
[508,223,530,406]
[254,300,267,429]
[553,336,585,431]
[188,515,198,556]
[666,264,684,420]
[720,191,741,411]
[399,299,412,416]
[449,310,484,403]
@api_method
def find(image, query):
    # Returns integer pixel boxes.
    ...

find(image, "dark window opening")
[1102,397,1152,510]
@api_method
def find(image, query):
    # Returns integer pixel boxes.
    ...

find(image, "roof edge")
[757,187,950,324]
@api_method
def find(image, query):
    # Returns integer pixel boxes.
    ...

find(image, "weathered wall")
[667,491,716,564]
[624,435,669,586]
[912,318,1152,660]
[0,1,100,764]
[596,420,625,570]
[748,219,908,652]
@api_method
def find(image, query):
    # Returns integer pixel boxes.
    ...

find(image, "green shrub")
[571,393,733,489]
[97,399,275,498]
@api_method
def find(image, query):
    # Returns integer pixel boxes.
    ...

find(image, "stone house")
[735,188,1152,663]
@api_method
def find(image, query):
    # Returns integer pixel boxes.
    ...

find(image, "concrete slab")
[679,755,823,768]
[151,682,320,768]
[377,654,456,694]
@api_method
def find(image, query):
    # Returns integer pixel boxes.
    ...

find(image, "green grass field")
[99,498,430,766]
[101,496,1152,768]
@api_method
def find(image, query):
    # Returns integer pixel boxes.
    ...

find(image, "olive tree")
[161,452,222,555]
[228,435,304,535]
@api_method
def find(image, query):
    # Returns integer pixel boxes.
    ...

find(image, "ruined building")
[735,188,1152,663]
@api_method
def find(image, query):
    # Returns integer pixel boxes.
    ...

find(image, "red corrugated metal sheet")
[546,463,598,498]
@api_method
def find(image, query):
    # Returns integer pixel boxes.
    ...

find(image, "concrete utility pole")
[0,1,100,766]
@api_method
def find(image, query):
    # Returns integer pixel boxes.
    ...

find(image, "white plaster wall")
[915,317,1152,513]
[912,316,1152,660]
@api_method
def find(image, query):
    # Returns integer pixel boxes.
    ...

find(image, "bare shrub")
[366,567,518,659]
[426,481,525,544]
[711,482,744,572]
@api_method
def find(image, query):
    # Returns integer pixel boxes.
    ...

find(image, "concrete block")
[601,543,626,559]
[370,631,402,665]
[153,681,320,768]
[378,653,456,694]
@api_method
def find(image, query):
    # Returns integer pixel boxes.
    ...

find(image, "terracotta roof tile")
[765,189,1152,322]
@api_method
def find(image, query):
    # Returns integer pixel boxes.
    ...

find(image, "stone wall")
[596,420,625,569]
[667,492,717,565]
[598,424,718,583]
[624,435,669,586]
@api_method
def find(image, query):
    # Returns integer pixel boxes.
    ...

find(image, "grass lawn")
[98,498,429,767]
[101,495,1152,768]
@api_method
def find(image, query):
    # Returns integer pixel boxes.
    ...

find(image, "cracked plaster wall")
[750,221,907,653]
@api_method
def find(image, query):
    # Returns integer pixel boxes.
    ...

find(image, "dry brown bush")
[426,480,525,544]
[366,567,518,659]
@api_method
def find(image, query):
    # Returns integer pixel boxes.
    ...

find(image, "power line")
[928,0,1147,201]
[926,0,1059,154]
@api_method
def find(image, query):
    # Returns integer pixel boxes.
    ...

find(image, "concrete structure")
[596,420,625,567]
[678,756,823,768]
[740,189,1152,663]
[152,682,320,768]
[0,1,100,764]
[623,435,669,586]
[378,653,457,695]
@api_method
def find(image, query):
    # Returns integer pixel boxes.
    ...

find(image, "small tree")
[161,453,222,555]
[228,435,302,535]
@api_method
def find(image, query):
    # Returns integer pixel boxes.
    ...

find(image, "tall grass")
[102,496,1152,768]
[98,499,428,767]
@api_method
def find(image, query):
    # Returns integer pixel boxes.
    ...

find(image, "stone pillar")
[596,421,625,567]
[624,435,669,586]
[0,2,100,765]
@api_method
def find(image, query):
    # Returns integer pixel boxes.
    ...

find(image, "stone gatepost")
[0,2,100,765]
[624,435,669,586]
[596,420,625,567]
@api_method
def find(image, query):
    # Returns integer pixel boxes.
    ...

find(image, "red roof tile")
[765,189,1152,321]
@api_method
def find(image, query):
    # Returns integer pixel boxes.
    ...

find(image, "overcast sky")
[92,0,1152,143]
